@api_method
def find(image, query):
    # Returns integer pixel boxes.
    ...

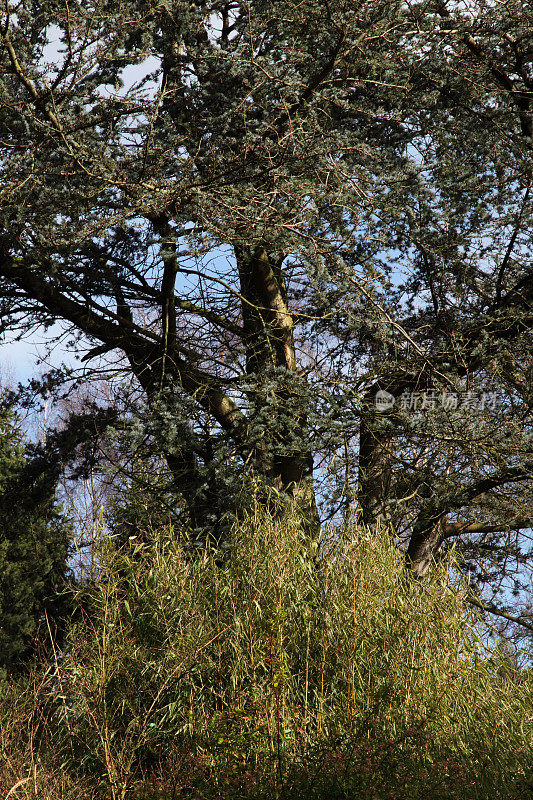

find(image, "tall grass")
[1,509,531,799]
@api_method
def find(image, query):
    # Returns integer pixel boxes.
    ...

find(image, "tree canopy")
[0,0,531,626]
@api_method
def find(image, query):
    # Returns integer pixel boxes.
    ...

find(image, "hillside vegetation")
[1,509,531,800]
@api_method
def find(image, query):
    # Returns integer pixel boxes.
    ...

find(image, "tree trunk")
[405,516,444,579]
[235,244,320,541]
[358,404,392,528]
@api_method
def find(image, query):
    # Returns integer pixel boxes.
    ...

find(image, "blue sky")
[1,325,77,384]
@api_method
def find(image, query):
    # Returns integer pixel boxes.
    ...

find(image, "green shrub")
[1,508,531,799]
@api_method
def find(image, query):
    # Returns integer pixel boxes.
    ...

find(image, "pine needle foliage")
[1,0,532,596]
[0,404,72,676]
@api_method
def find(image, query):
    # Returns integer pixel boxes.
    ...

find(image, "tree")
[0,402,72,675]
[0,0,531,621]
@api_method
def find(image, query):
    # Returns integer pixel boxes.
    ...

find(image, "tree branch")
[442,518,533,539]
[406,464,533,576]
[467,595,533,633]
[437,2,532,138]
[0,252,247,438]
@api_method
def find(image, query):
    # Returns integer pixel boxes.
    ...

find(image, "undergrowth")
[1,510,531,799]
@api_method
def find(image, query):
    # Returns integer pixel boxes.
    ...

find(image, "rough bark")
[358,402,392,528]
[235,244,320,537]
[405,517,445,579]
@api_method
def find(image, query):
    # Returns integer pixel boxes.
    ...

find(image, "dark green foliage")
[0,404,72,675]
[0,0,531,627]
[105,454,178,552]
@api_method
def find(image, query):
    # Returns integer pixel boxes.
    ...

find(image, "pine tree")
[0,404,72,675]
[0,0,531,628]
